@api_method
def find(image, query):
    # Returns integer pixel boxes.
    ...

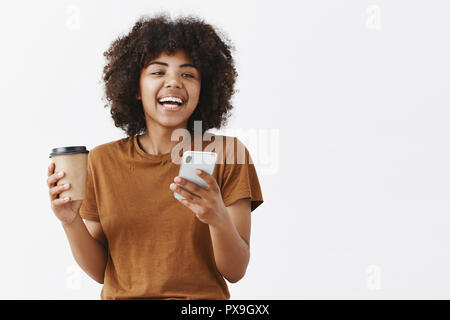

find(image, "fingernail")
[174,176,182,183]
[195,169,202,175]
[58,171,64,177]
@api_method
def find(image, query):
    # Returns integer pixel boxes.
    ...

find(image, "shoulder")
[89,136,133,162]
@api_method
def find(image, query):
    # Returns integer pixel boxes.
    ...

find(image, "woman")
[47,12,263,300]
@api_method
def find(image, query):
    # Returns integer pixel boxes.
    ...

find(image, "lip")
[157,100,186,112]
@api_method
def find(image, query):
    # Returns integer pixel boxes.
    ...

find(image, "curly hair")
[102,12,238,137]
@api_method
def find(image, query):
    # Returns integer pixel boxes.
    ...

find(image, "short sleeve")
[79,152,100,221]
[220,137,264,212]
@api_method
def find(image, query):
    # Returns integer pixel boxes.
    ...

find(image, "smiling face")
[137,49,201,131]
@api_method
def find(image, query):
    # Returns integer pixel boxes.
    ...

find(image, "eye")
[150,71,194,78]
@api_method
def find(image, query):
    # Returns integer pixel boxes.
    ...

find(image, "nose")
[164,74,182,89]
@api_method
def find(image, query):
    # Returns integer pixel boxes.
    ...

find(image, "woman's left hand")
[170,169,228,227]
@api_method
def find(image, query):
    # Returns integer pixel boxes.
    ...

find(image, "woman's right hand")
[47,161,83,226]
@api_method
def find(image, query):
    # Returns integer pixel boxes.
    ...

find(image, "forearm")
[62,214,108,284]
[209,211,250,283]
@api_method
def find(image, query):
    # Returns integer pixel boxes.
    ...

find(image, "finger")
[173,176,208,198]
[52,196,71,207]
[47,170,65,187]
[49,183,70,200]
[177,197,196,210]
[48,162,55,176]
[176,194,203,210]
[170,183,200,203]
[194,169,219,192]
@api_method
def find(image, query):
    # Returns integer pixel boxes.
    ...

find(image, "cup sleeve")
[220,138,264,212]
[79,153,100,222]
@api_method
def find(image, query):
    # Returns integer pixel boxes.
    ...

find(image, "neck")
[139,121,189,155]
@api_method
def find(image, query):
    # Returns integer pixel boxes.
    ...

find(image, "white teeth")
[158,96,183,104]
[162,103,180,108]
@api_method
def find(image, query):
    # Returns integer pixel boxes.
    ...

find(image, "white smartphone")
[174,151,218,200]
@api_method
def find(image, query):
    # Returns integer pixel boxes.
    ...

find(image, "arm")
[47,162,107,284]
[209,198,251,283]
[62,215,108,284]
[169,170,252,284]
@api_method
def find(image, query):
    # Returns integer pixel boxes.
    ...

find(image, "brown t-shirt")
[79,134,264,300]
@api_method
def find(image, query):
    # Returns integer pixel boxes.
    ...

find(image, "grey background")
[0,0,449,299]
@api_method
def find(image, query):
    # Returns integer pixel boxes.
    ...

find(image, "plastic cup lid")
[49,146,89,158]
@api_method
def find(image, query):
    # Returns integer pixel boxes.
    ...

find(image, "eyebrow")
[147,61,197,69]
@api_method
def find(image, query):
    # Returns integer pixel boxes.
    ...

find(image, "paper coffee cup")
[49,146,89,201]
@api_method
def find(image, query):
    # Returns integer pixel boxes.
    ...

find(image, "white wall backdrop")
[1,0,449,299]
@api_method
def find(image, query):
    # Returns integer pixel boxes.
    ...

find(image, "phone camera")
[185,155,192,163]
